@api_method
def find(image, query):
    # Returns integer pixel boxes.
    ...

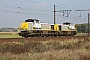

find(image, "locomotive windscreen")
[63,22,70,25]
[25,19,39,22]
[25,19,34,22]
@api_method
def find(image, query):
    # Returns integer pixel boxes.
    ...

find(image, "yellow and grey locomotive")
[18,19,77,38]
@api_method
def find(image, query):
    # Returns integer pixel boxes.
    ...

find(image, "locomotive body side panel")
[41,23,51,30]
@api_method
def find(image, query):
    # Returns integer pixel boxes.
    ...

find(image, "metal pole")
[88,13,90,35]
[54,5,55,24]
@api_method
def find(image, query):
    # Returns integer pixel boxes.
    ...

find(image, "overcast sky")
[0,0,90,28]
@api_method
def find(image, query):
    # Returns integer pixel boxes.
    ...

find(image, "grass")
[0,38,90,60]
[0,32,22,38]
[0,34,21,38]
[75,33,88,36]
[0,32,90,60]
[0,49,90,60]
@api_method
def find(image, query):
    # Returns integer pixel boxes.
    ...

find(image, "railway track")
[0,36,90,43]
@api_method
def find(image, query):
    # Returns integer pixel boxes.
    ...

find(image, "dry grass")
[0,38,90,60]
[0,49,90,60]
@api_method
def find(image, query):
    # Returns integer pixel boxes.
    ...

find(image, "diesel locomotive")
[18,19,77,38]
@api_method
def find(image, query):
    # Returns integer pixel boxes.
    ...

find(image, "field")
[0,32,90,60]
[0,32,21,38]
[75,33,88,36]
[0,38,90,60]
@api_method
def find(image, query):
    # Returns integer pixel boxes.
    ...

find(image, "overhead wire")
[84,4,90,8]
[0,7,53,16]
[25,0,79,18]
[0,0,54,16]
[0,0,76,16]
[0,4,52,13]
[0,0,90,20]
[0,4,53,16]
[81,3,90,10]
[25,0,53,7]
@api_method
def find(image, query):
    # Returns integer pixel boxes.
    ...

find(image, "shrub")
[0,38,90,54]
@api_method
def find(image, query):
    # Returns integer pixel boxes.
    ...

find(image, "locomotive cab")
[25,19,41,30]
[18,19,41,37]
[63,22,76,30]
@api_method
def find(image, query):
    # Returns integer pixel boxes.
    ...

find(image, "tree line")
[0,27,18,32]
[75,23,88,33]
[0,23,88,33]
